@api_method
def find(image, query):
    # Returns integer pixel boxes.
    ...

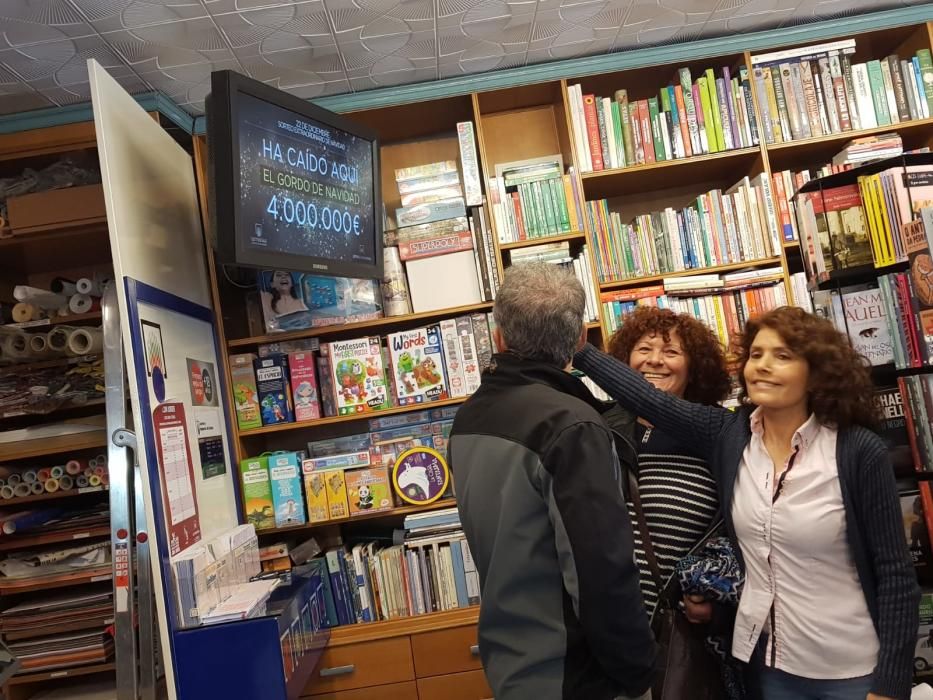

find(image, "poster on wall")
[187,358,218,407]
[153,402,202,556]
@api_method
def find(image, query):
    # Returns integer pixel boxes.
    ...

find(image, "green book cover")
[867,60,892,126]
[615,90,635,166]
[694,197,712,266]
[595,98,612,170]
[537,180,558,234]
[518,182,536,237]
[550,178,571,231]
[610,101,625,168]
[917,49,933,115]
[530,180,548,235]
[704,68,725,152]
[648,97,666,162]
[240,456,274,530]
[697,76,718,153]
[659,86,672,114]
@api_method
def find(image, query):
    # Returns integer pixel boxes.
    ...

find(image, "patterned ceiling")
[0,0,923,117]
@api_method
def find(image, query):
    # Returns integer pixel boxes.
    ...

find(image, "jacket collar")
[483,352,606,413]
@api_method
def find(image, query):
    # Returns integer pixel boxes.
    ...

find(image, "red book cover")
[638,100,656,164]
[511,192,526,240]
[674,84,692,158]
[582,95,604,171]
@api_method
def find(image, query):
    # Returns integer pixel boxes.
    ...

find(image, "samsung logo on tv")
[312,263,328,270]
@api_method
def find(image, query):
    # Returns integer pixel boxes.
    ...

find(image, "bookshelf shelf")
[237,397,468,438]
[327,606,479,647]
[2,311,103,332]
[808,260,908,292]
[581,147,761,199]
[766,117,933,171]
[0,566,113,595]
[499,231,586,250]
[227,302,494,349]
[257,498,458,537]
[0,353,99,377]
[0,428,107,461]
[599,257,783,291]
[0,486,108,507]
[0,525,110,553]
[783,240,801,250]
[7,662,116,686]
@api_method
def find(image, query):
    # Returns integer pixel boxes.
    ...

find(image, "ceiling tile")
[788,0,904,22]
[138,57,241,101]
[439,50,524,76]
[0,1,94,48]
[38,72,149,104]
[613,19,705,48]
[211,2,332,60]
[0,90,55,114]
[321,0,382,33]
[101,19,237,71]
[349,64,436,90]
[241,49,345,85]
[203,0,313,13]
[72,0,207,34]
[0,36,129,87]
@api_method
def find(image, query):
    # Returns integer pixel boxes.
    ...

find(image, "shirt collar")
[749,407,821,449]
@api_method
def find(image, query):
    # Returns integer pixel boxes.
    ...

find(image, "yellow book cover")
[857,177,882,266]
[303,471,330,523]
[761,67,783,144]
[870,175,895,266]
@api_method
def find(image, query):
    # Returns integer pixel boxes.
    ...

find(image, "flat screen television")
[208,70,383,279]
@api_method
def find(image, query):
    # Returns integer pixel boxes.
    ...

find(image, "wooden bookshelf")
[327,607,479,647]
[228,302,494,348]
[257,498,458,537]
[499,231,586,250]
[2,311,103,332]
[599,257,783,291]
[0,428,107,461]
[0,525,110,553]
[0,485,108,507]
[0,566,113,595]
[7,662,116,686]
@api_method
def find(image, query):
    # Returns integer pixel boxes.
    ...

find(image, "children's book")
[327,336,390,415]
[387,325,449,406]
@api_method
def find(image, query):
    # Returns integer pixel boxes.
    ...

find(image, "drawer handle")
[319,664,355,677]
[470,645,480,656]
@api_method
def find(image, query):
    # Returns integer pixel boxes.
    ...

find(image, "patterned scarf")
[675,537,746,700]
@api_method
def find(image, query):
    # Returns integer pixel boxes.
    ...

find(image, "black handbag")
[628,470,726,700]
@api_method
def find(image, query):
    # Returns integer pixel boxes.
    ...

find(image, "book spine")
[740,67,759,146]
[879,58,900,125]
[595,98,612,170]
[809,60,832,135]
[679,67,701,154]
[674,84,692,157]
[841,53,861,130]
[798,60,823,137]
[610,100,624,168]
[752,67,775,144]
[716,77,735,150]
[722,66,739,148]
[705,68,726,152]
[697,76,717,153]
[918,50,933,116]
[648,97,665,162]
[639,100,655,164]
[867,60,892,126]
[888,55,912,122]
[852,63,877,128]
[770,67,791,141]
[582,94,604,171]
[778,63,803,139]
[913,57,929,119]
[789,63,812,138]
[615,90,636,166]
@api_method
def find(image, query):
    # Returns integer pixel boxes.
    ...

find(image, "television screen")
[209,71,383,279]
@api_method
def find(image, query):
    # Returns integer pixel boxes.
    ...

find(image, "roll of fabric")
[2,333,30,360]
[22,470,37,484]
[28,333,51,357]
[11,302,38,323]
[50,278,78,296]
[47,326,71,353]
[44,478,59,493]
[30,481,44,495]
[50,465,64,479]
[76,475,89,488]
[381,246,412,317]
[13,285,68,310]
[75,278,101,296]
[66,327,103,356]
[6,472,22,486]
[13,483,30,498]
[37,468,51,482]
[65,459,86,476]
[68,293,94,315]
[0,485,14,499]
[59,475,74,491]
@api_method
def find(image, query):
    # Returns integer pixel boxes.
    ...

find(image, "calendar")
[153,402,202,556]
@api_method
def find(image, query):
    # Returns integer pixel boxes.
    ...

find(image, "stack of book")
[568,64,760,173]
[586,174,780,283]
[487,156,584,244]
[832,133,904,166]
[751,39,933,144]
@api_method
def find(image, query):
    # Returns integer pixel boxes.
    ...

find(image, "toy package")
[345,467,393,516]
[259,270,383,334]
[268,452,306,528]
[239,456,274,531]
[387,325,449,406]
[302,468,329,524]
[230,353,262,431]
[253,354,294,425]
[327,336,390,415]
[324,469,349,519]
[288,351,320,422]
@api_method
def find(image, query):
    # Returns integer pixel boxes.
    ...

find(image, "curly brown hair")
[607,306,731,405]
[738,306,878,429]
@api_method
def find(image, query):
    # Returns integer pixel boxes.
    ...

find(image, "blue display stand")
[173,566,330,700]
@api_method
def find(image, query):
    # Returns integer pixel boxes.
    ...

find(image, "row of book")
[585,173,781,283]
[486,156,586,244]
[600,272,788,350]
[568,64,760,174]
[770,134,906,245]
[750,38,933,144]
[313,509,479,627]
[899,374,933,482]
[795,156,933,280]
[239,407,458,531]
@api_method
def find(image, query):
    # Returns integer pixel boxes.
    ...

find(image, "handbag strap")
[627,470,665,595]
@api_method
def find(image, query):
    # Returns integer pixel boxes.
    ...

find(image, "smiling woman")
[573,305,919,700]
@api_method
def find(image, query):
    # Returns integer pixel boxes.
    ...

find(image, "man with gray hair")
[449,263,657,700]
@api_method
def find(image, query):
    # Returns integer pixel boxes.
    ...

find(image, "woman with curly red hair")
[604,307,730,617]
[575,306,918,700]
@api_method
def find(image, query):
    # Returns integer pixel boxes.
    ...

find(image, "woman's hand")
[682,594,713,624]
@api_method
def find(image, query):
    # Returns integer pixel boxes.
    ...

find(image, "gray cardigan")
[575,343,920,699]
